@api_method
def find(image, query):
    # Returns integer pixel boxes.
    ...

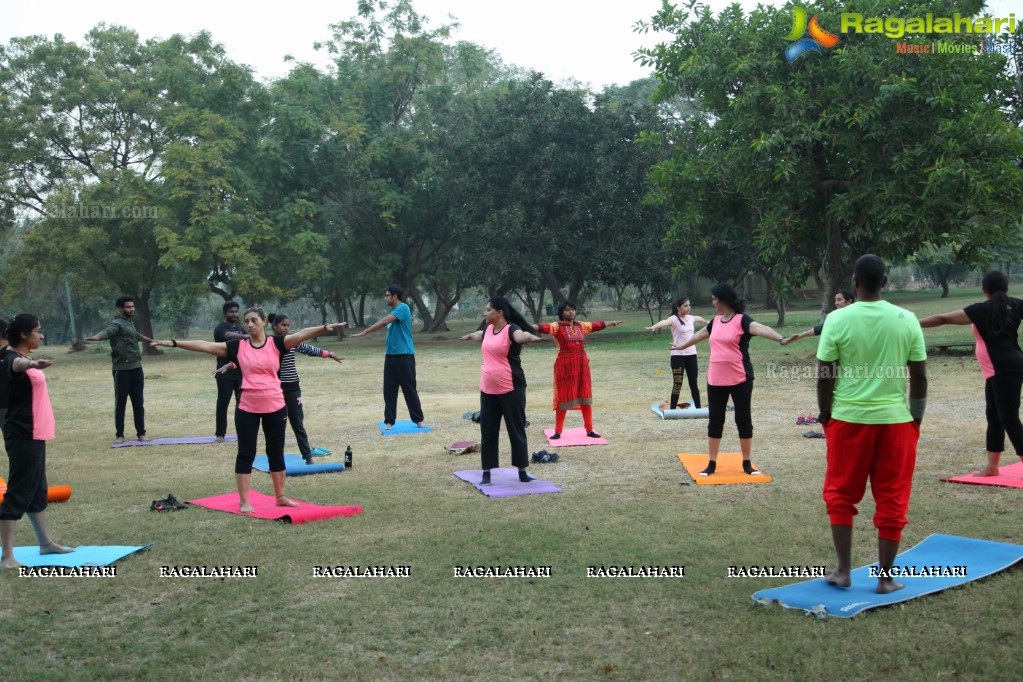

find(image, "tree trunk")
[407,288,434,333]
[134,290,162,356]
[822,216,849,320]
[775,297,786,327]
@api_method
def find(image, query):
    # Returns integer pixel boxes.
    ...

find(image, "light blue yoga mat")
[753,534,1023,618]
[13,544,152,567]
[252,453,345,475]
[378,420,432,435]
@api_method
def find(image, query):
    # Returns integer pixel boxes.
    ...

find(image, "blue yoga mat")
[753,534,1023,618]
[252,453,345,475]
[651,401,710,419]
[378,420,432,435]
[13,544,152,567]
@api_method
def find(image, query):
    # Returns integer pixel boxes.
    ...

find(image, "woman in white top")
[647,297,708,409]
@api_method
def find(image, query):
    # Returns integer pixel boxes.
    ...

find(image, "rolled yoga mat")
[651,401,710,419]
[0,478,72,504]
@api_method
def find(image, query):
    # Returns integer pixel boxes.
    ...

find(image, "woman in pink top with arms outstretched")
[153,308,346,512]
[674,284,787,476]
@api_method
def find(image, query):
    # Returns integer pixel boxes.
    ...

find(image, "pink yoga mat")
[187,491,363,523]
[453,468,563,497]
[543,427,608,447]
[941,461,1023,488]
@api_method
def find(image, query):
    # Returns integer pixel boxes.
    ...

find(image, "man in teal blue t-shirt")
[353,285,426,429]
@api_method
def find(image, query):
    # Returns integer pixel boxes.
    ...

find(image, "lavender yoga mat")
[188,491,362,524]
[543,427,608,447]
[112,436,237,448]
[453,468,563,497]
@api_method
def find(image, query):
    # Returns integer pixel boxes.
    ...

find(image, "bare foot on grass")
[40,542,74,555]
[876,579,905,595]
[825,570,851,588]
[1,557,26,569]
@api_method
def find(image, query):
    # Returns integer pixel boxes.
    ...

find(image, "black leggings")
[479,387,529,471]
[234,406,288,474]
[283,386,312,458]
[670,354,701,408]
[706,380,753,440]
[985,373,1023,456]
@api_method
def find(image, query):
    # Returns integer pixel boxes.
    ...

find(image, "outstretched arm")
[284,323,347,350]
[353,315,397,338]
[512,329,546,345]
[460,331,484,343]
[152,339,228,357]
[749,321,785,343]
[785,328,816,344]
[918,310,970,328]
[11,356,53,372]
[646,319,672,332]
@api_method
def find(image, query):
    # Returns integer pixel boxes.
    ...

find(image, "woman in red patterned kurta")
[535,301,623,439]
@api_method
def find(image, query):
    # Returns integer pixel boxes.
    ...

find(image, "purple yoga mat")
[112,436,237,448]
[453,468,563,498]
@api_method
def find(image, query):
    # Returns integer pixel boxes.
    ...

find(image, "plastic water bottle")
[344,445,353,470]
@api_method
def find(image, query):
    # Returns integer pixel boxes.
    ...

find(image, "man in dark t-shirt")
[213,301,246,441]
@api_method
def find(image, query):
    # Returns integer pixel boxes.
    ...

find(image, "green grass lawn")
[2,287,1021,681]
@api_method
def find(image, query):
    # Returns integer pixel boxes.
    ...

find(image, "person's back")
[820,300,924,424]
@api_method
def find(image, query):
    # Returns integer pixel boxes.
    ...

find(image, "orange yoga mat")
[0,477,72,504]
[677,452,773,485]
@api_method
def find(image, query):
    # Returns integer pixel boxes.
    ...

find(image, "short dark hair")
[0,318,8,341]
[267,313,289,327]
[385,285,404,301]
[6,313,40,347]
[838,288,855,303]
[223,301,240,314]
[556,300,577,321]
[852,255,886,293]
[116,295,135,309]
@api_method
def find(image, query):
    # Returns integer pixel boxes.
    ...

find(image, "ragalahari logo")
[785,7,839,62]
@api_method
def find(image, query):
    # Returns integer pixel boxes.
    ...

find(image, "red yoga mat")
[187,491,362,524]
[0,478,72,504]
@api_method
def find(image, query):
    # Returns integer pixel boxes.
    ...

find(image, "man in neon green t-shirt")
[817,255,928,594]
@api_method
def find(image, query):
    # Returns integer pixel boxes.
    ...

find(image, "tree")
[638,0,1023,318]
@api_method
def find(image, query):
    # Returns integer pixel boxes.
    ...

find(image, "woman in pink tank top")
[673,285,785,477]
[461,297,545,486]
[154,309,347,513]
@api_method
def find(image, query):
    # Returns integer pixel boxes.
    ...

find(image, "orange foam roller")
[0,477,73,504]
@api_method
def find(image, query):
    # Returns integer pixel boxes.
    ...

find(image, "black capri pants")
[234,406,288,474]
[706,379,754,440]
[985,373,1023,455]
[0,435,48,521]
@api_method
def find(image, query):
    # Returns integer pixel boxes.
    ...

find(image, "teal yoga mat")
[752,534,1023,618]
[13,544,152,567]
[252,453,345,475]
